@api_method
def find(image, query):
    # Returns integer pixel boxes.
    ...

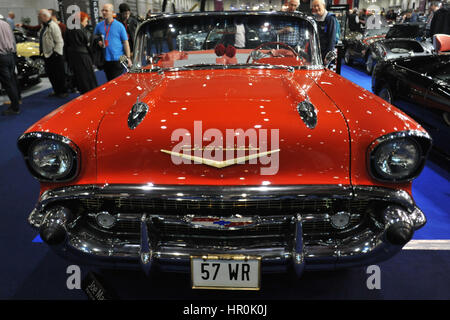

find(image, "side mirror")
[324,50,337,69]
[119,55,129,72]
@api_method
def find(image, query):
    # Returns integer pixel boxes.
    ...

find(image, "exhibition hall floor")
[0,67,449,300]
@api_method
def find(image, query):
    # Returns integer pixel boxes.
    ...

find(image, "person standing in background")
[94,3,131,81]
[410,9,419,22]
[117,3,138,54]
[299,0,312,15]
[312,0,337,63]
[347,8,361,32]
[39,9,67,98]
[64,12,98,94]
[430,1,450,37]
[286,0,300,12]
[6,12,15,30]
[426,2,441,36]
[0,18,20,115]
[274,0,301,47]
[358,8,367,28]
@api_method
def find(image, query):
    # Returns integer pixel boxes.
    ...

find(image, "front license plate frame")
[191,254,261,290]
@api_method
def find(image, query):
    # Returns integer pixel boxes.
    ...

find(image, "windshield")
[133,12,321,71]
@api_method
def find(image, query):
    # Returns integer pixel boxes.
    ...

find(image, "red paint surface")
[24,67,426,196]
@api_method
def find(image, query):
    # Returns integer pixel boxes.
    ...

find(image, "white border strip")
[403,240,450,250]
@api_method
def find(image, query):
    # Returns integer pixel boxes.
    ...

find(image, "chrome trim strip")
[367,130,432,153]
[132,64,322,74]
[17,131,81,183]
[366,130,433,183]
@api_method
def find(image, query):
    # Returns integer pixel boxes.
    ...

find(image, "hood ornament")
[128,97,149,130]
[297,98,317,129]
[160,148,280,169]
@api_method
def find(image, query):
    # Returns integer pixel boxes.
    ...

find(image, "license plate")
[191,255,261,290]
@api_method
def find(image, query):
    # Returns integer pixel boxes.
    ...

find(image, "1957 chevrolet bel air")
[18,11,431,290]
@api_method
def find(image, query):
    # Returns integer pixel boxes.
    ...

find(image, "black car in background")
[343,24,389,72]
[344,23,432,75]
[366,23,433,74]
[16,56,41,90]
[372,53,450,158]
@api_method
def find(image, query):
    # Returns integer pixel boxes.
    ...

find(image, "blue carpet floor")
[0,68,448,299]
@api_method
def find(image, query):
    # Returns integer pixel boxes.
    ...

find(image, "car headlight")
[368,132,432,182]
[29,140,74,179]
[18,133,80,182]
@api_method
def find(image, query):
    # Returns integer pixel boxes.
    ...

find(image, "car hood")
[96,69,350,185]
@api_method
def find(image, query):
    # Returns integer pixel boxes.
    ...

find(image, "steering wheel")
[246,41,299,64]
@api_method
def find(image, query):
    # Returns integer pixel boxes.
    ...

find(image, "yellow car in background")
[14,29,45,77]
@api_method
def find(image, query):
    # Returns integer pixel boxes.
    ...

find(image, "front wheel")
[443,112,450,126]
[378,85,393,104]
[344,48,353,65]
[365,52,375,75]
[31,56,46,77]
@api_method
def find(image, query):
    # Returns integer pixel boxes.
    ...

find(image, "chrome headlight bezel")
[367,130,432,183]
[17,132,80,182]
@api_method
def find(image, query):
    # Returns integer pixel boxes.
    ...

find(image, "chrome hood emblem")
[128,97,149,130]
[297,99,317,129]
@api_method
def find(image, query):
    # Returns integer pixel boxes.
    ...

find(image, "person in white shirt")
[234,22,246,48]
[38,9,67,98]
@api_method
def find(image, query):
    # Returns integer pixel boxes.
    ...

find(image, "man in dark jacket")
[298,0,312,15]
[117,3,138,53]
[0,18,20,115]
[430,4,450,37]
[312,0,337,63]
[348,8,361,32]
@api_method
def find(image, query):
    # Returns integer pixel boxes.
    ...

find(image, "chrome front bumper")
[28,184,426,274]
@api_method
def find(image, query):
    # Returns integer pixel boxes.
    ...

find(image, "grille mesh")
[80,198,369,214]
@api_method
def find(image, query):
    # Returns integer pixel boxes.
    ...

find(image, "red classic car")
[18,12,431,290]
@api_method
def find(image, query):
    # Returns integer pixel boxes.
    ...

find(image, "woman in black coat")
[64,12,98,94]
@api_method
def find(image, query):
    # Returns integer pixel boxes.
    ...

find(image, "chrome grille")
[80,198,369,214]
[80,196,369,243]
[86,213,364,240]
